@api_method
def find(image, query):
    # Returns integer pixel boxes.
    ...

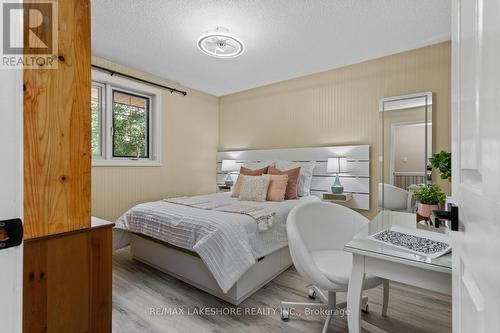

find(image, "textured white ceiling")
[91,0,451,96]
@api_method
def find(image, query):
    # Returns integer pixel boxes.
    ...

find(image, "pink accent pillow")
[266,174,289,202]
[268,166,300,200]
[232,166,269,197]
[238,175,271,202]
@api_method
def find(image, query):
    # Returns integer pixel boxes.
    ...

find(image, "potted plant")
[429,150,452,182]
[411,184,446,218]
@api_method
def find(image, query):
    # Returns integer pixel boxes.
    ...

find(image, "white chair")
[281,201,389,333]
[378,183,416,212]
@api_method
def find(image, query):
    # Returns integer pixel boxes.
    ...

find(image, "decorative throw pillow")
[266,174,289,202]
[268,166,301,200]
[275,160,316,196]
[238,175,271,202]
[232,166,269,197]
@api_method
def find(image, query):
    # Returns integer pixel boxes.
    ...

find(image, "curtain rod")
[91,64,187,96]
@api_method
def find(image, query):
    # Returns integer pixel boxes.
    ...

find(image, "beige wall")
[382,106,438,190]
[394,124,432,173]
[219,42,451,218]
[93,42,451,220]
[92,57,219,221]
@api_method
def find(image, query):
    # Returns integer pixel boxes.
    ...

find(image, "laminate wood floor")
[113,247,451,333]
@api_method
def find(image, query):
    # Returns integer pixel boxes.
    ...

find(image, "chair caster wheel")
[361,304,369,313]
[308,288,317,299]
[281,309,290,320]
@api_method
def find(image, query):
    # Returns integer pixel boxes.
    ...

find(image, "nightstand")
[217,185,232,193]
[322,192,353,203]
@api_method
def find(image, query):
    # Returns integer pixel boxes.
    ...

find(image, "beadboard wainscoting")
[219,41,451,218]
[91,57,219,222]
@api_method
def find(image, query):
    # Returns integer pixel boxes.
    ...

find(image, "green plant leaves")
[411,184,446,205]
[429,150,451,182]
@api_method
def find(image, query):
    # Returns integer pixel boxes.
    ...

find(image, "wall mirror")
[379,92,433,212]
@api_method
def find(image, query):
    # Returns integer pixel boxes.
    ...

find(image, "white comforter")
[115,192,318,293]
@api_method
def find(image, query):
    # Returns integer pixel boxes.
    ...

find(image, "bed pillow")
[232,166,269,197]
[266,174,289,202]
[268,166,300,200]
[275,160,316,196]
[238,175,271,202]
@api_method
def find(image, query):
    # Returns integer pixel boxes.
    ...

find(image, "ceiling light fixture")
[197,27,245,59]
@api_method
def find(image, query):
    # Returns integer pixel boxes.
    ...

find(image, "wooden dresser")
[21,0,112,331]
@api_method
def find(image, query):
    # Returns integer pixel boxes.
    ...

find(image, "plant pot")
[417,203,440,218]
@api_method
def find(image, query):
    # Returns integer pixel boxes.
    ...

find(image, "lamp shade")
[326,157,348,173]
[221,159,239,172]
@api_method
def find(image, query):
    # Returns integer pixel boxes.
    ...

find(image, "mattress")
[115,192,319,293]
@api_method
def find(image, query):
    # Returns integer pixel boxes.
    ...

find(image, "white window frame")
[91,81,106,160]
[92,70,162,167]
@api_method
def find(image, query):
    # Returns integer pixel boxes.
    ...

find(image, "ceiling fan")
[197,27,245,58]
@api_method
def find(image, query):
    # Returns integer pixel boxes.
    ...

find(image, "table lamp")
[327,157,348,194]
[221,160,239,186]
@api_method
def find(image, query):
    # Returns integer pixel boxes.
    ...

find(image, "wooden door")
[451,0,500,331]
[23,0,91,239]
[20,0,109,331]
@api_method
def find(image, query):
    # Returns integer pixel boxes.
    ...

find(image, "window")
[91,70,162,166]
[112,90,150,158]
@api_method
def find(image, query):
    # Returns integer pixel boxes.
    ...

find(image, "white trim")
[91,69,162,167]
[92,159,162,167]
[379,91,433,112]
[91,82,106,160]
[0,68,23,333]
[450,0,461,326]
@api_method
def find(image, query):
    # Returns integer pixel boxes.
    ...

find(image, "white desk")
[344,210,452,333]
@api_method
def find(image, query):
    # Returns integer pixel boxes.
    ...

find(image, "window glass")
[112,90,150,158]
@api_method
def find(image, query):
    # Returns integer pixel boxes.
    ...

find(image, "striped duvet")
[115,192,318,293]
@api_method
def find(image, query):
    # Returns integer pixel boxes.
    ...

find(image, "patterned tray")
[369,228,451,259]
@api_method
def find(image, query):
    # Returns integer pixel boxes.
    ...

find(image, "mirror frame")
[379,91,433,211]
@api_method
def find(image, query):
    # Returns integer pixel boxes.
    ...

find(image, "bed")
[113,145,371,305]
[115,192,318,304]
